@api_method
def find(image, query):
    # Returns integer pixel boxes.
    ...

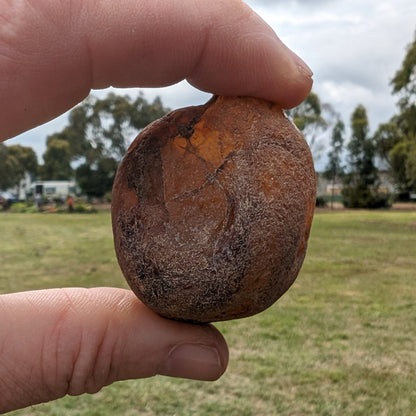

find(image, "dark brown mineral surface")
[112,96,316,323]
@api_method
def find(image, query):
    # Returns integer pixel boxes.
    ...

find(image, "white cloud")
[138,81,211,110]
[255,0,415,127]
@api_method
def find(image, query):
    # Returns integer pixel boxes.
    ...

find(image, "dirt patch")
[92,203,111,211]
[392,202,416,211]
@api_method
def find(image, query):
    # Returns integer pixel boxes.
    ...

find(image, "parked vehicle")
[0,191,16,208]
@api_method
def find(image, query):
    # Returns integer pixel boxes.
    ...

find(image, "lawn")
[1,210,416,415]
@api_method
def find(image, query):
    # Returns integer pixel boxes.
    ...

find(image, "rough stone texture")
[112,96,316,323]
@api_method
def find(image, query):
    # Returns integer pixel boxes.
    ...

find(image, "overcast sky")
[8,0,416,167]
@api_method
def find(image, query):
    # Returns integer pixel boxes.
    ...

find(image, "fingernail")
[292,53,313,78]
[159,344,224,381]
[298,60,313,78]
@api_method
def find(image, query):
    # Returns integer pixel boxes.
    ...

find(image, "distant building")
[325,183,343,196]
[29,180,78,200]
[316,172,397,197]
[8,173,77,200]
[316,174,342,197]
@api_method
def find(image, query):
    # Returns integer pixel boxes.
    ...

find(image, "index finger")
[0,0,312,140]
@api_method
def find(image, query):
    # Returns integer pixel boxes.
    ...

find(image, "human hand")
[0,0,312,413]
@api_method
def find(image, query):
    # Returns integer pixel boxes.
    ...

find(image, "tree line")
[1,31,415,207]
[0,93,170,198]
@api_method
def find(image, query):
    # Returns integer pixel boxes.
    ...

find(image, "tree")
[323,119,345,209]
[287,92,326,154]
[7,144,38,178]
[7,145,38,197]
[373,119,404,162]
[347,106,373,180]
[391,30,416,99]
[342,105,388,208]
[47,92,170,197]
[90,93,170,161]
[0,144,18,190]
[49,104,92,161]
[375,31,416,197]
[53,92,171,164]
[389,137,416,193]
[75,157,118,198]
[40,137,73,180]
[0,144,38,191]
[287,92,337,163]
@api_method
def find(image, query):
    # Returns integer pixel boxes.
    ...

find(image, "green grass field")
[1,210,416,415]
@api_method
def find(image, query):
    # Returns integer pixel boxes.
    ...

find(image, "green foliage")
[90,94,170,160]
[374,119,405,162]
[40,137,73,180]
[391,30,416,96]
[343,105,387,208]
[389,138,416,192]
[0,143,17,190]
[44,92,170,197]
[51,92,171,164]
[286,92,330,161]
[342,183,391,209]
[72,203,98,214]
[289,91,326,132]
[315,196,327,207]
[44,105,92,164]
[0,144,38,190]
[75,158,118,198]
[8,144,38,178]
[324,119,345,208]
[376,31,416,194]
[2,201,97,214]
[405,139,416,188]
[2,91,170,199]
[8,202,38,213]
[324,119,345,178]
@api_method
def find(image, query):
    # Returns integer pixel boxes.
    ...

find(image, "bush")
[3,201,98,214]
[395,191,416,202]
[103,191,112,203]
[342,185,391,209]
[8,202,39,213]
[316,196,327,207]
[73,203,98,214]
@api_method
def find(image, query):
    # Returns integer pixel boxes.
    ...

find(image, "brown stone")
[112,96,316,323]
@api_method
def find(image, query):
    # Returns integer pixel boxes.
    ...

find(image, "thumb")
[0,287,228,413]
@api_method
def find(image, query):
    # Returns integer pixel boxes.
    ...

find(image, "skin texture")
[112,96,316,323]
[0,0,312,412]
